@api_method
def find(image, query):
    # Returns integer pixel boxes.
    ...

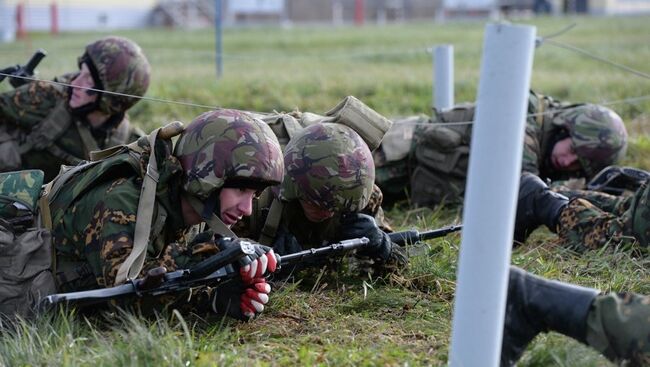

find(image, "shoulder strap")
[75,121,100,157]
[114,127,163,285]
[258,198,284,246]
[535,94,546,125]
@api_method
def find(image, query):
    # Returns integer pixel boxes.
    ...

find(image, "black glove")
[216,237,280,282]
[271,229,303,256]
[209,277,271,321]
[339,213,393,261]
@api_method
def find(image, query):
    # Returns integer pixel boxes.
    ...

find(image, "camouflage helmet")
[174,109,284,202]
[552,104,628,177]
[80,36,150,116]
[281,123,374,213]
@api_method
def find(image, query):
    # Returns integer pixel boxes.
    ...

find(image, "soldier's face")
[69,63,98,109]
[219,188,256,227]
[300,200,335,223]
[551,137,581,171]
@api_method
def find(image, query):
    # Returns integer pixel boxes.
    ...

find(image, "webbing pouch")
[415,144,469,176]
[410,165,466,207]
[325,96,392,151]
[435,103,476,125]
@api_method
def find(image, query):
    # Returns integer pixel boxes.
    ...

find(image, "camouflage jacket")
[0,74,144,181]
[47,137,207,292]
[521,91,579,181]
[233,109,390,248]
[377,91,584,184]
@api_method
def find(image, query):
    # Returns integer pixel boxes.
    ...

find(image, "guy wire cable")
[0,71,221,111]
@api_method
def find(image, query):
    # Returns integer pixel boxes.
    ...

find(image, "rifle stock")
[41,241,254,307]
[388,224,462,245]
[0,49,47,87]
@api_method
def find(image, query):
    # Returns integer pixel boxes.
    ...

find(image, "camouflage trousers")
[586,292,650,366]
[554,184,650,252]
[554,187,632,216]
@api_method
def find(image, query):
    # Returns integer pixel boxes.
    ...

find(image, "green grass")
[1,16,650,366]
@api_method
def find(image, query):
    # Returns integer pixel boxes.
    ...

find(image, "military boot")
[501,266,599,367]
[514,173,569,242]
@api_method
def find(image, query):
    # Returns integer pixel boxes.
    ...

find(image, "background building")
[1,0,649,43]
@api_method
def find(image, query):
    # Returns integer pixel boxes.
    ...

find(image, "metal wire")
[542,38,650,80]
[0,72,221,110]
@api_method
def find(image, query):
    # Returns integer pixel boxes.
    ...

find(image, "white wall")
[3,1,156,33]
[592,0,650,14]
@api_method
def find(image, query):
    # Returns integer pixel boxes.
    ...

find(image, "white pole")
[332,0,343,27]
[433,45,454,110]
[449,23,536,367]
[0,0,16,43]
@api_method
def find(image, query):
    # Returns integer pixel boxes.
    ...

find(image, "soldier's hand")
[210,277,272,321]
[239,244,279,283]
[216,237,280,282]
[271,229,303,255]
[340,213,393,261]
[240,277,271,319]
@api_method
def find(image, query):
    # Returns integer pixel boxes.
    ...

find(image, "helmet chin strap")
[184,194,237,238]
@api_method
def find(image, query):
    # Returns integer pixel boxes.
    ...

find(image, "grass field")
[1,15,650,366]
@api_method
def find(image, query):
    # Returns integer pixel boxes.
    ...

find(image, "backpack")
[409,104,475,207]
[0,122,184,320]
[373,115,421,199]
[43,122,185,287]
[0,170,56,319]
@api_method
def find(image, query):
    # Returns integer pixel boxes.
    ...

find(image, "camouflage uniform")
[521,93,627,181]
[241,108,391,233]
[47,110,283,315]
[0,36,149,181]
[235,122,406,273]
[585,292,650,366]
[526,95,635,250]
[375,91,627,206]
[555,180,650,251]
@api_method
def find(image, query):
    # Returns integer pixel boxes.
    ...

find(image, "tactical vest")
[409,104,475,207]
[408,92,565,208]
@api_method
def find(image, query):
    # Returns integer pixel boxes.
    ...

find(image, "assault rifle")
[388,224,462,246]
[41,237,371,308]
[41,224,463,308]
[0,49,47,88]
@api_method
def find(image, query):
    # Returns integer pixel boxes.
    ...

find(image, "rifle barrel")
[389,224,462,245]
[279,238,369,266]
